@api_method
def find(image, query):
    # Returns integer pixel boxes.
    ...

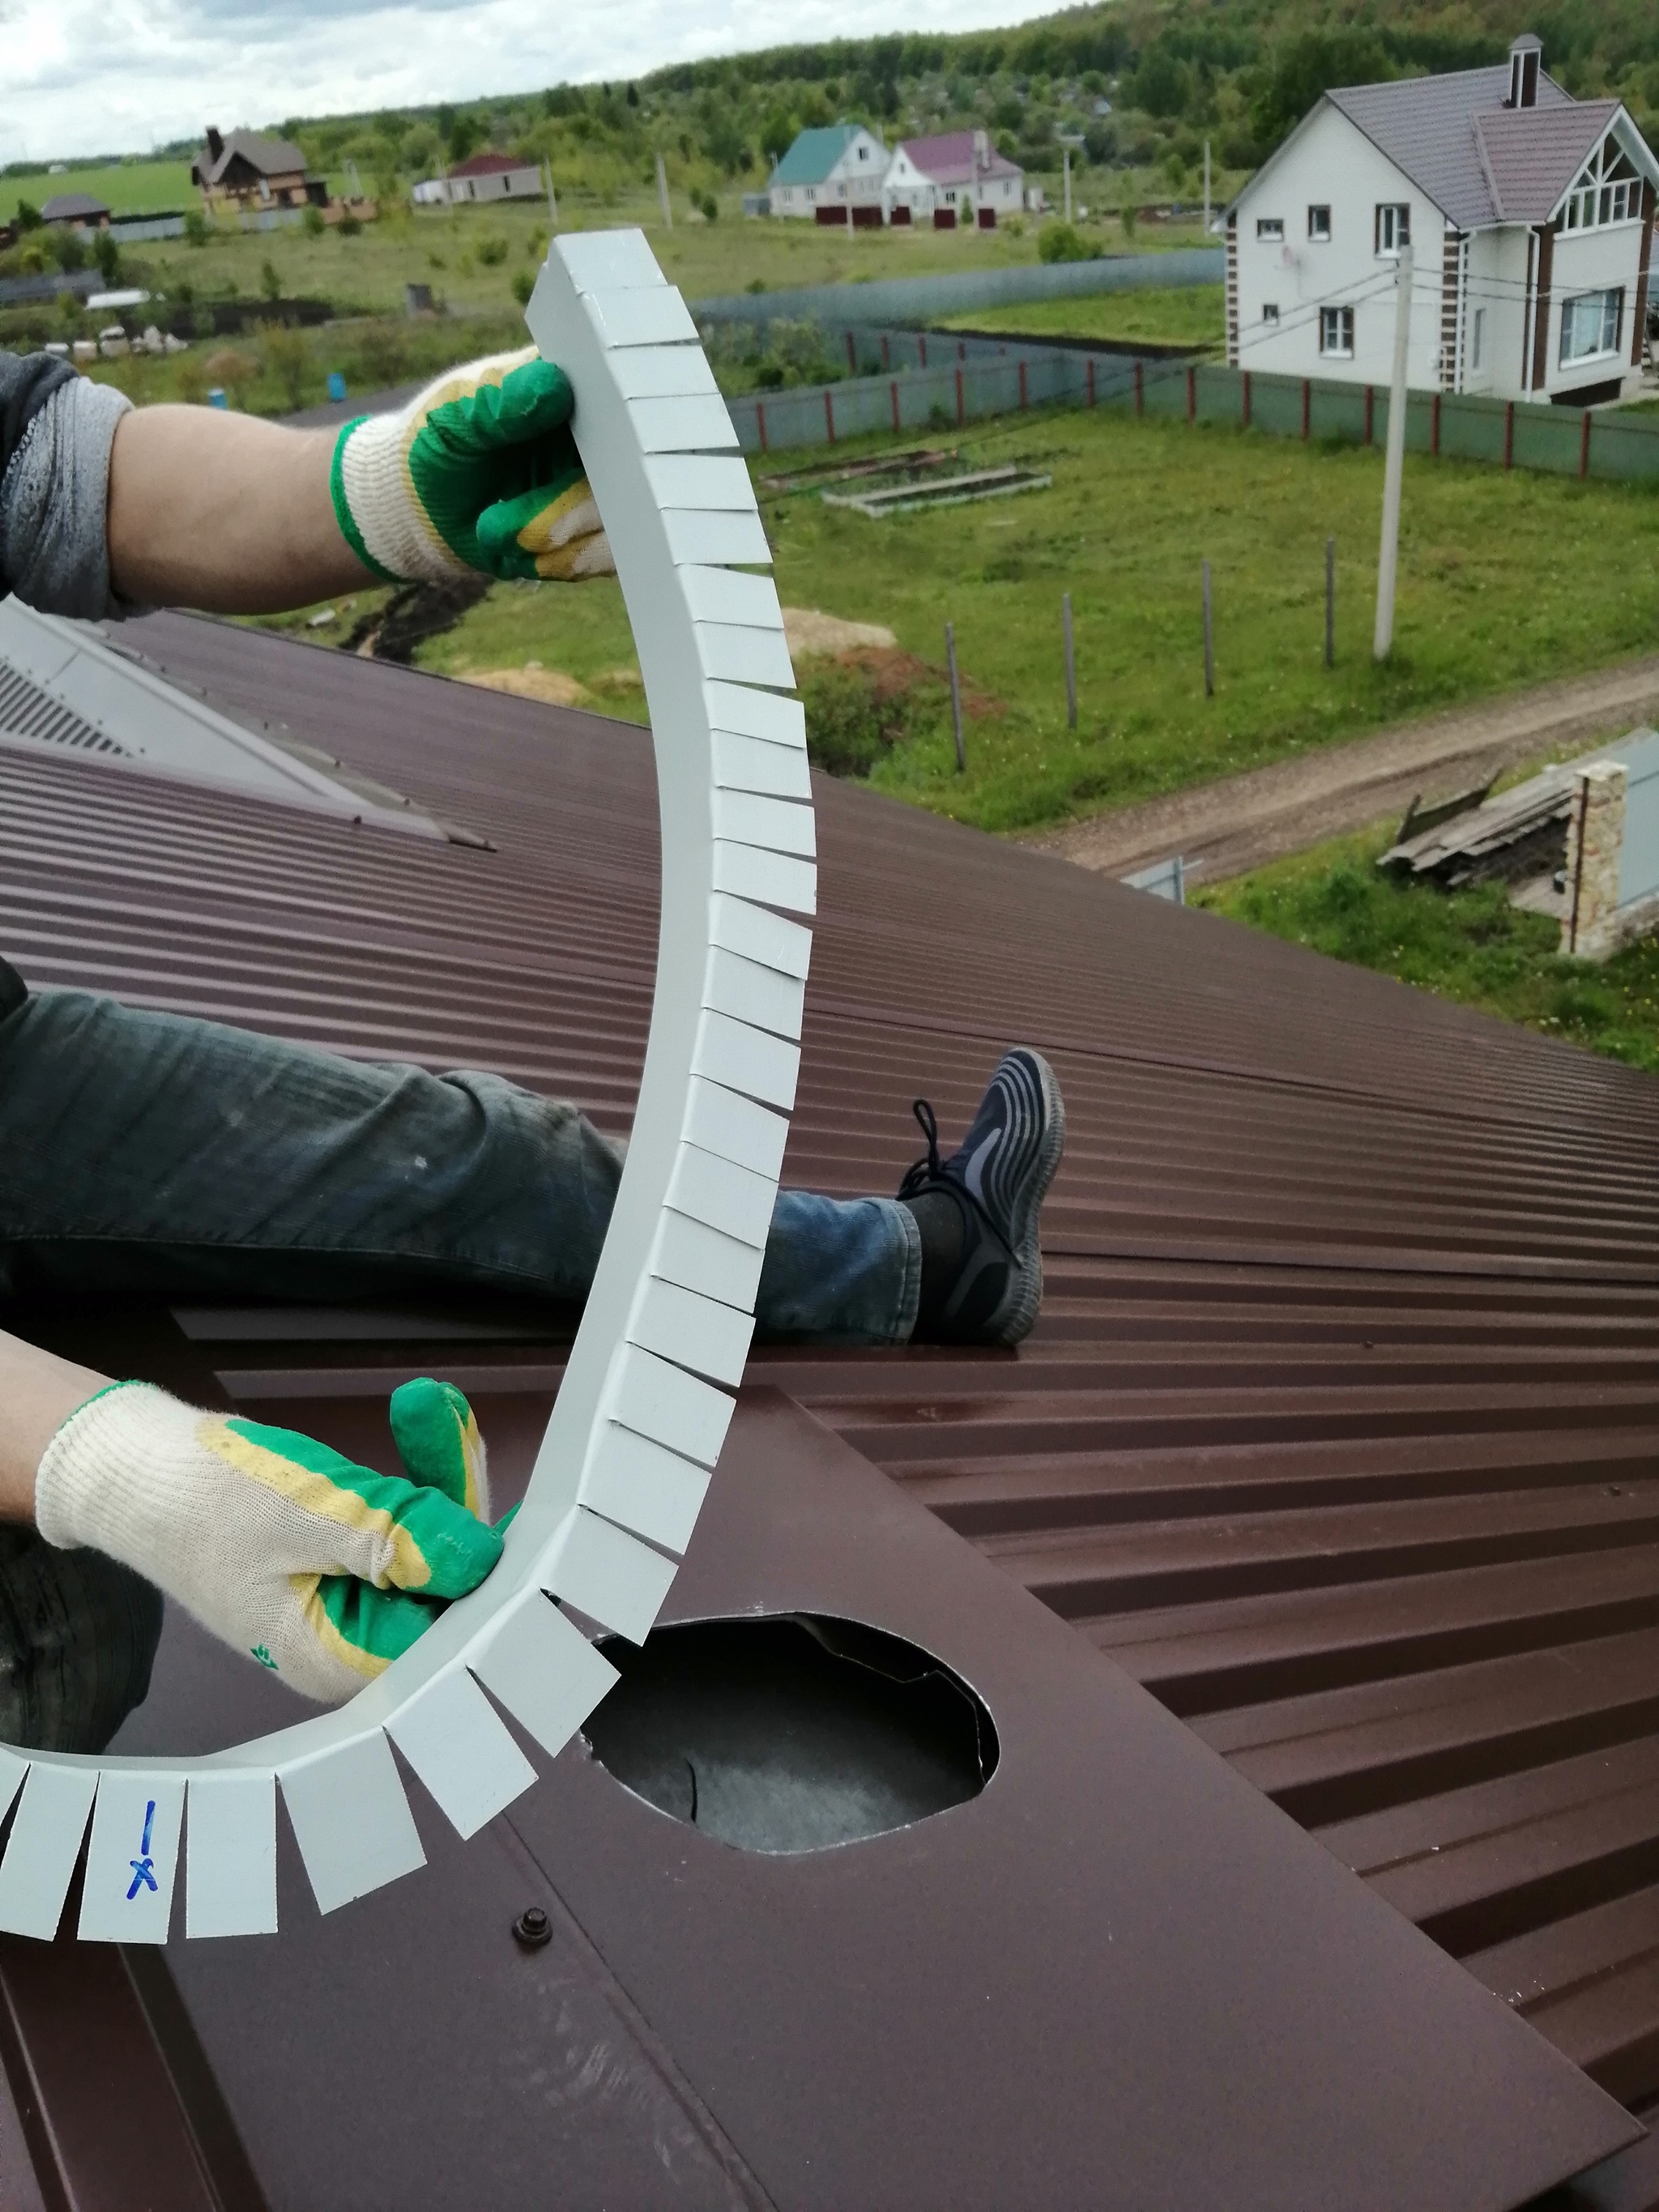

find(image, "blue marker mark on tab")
[126,1797,159,1901]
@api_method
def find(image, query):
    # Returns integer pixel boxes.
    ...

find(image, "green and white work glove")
[330,347,616,585]
[36,1376,503,1704]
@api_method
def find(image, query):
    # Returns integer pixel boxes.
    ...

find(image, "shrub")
[260,257,281,302]
[183,210,209,249]
[476,235,509,266]
[302,204,325,237]
[203,348,257,405]
[49,228,86,275]
[700,191,719,222]
[356,321,407,386]
[338,211,362,237]
[1038,221,1093,264]
[14,201,41,232]
[260,320,310,409]
[800,661,890,777]
[1120,201,1139,241]
[511,269,534,307]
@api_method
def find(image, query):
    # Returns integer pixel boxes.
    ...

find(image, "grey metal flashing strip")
[0,597,444,841]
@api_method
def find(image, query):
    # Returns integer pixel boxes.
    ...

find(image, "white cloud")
[0,0,1059,164]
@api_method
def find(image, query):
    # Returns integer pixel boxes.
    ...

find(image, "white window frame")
[1560,136,1644,233]
[1256,216,1284,241]
[1262,303,1280,325]
[1307,205,1331,241]
[1559,287,1624,367]
[1375,203,1410,256]
[1320,305,1355,358]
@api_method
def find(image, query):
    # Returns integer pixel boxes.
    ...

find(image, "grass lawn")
[237,350,1659,842]
[259,398,1659,837]
[939,284,1226,351]
[1196,825,1659,1073]
[1,161,197,221]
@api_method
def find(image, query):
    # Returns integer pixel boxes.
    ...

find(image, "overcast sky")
[2,0,1060,168]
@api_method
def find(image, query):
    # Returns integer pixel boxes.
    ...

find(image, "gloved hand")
[331,347,616,586]
[35,1376,503,1704]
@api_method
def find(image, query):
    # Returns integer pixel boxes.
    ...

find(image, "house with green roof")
[769,123,889,223]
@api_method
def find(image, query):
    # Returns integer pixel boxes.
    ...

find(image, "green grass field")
[1,160,197,221]
[1196,825,1659,1073]
[940,283,1226,350]
[251,399,1659,839]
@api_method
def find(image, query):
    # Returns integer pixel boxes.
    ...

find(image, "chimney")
[1508,34,1542,110]
[207,126,224,160]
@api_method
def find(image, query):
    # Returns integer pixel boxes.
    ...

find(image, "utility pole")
[656,151,672,230]
[1064,147,1073,225]
[1203,140,1210,233]
[1373,243,1414,661]
[946,623,966,771]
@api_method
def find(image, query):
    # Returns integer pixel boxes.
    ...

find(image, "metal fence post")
[1363,386,1374,445]
[1202,560,1215,697]
[1324,535,1335,669]
[1063,593,1077,729]
[1186,364,1196,422]
[1503,400,1516,469]
[757,400,768,454]
[1242,371,1252,428]
[955,365,965,425]
[1580,408,1592,479]
[1302,379,1311,440]
[824,389,836,443]
[1135,359,1145,416]
[1086,357,1096,407]
[945,624,966,773]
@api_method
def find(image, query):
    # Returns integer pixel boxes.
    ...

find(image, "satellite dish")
[0,228,812,1945]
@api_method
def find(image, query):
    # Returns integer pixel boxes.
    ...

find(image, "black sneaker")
[897,1048,1065,1346]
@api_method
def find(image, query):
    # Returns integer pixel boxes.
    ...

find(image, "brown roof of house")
[446,149,533,178]
[1475,98,1623,222]
[5,611,1659,2203]
[190,130,308,188]
[1326,65,1577,228]
[40,191,109,224]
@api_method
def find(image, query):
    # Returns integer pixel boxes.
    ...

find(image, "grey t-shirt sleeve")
[0,348,134,619]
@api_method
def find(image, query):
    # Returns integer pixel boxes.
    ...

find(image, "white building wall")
[1232,103,1448,390]
[1463,228,1529,395]
[1542,219,1648,397]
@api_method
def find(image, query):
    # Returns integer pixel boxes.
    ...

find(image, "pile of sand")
[457,667,593,707]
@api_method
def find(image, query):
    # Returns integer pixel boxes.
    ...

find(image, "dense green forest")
[11,2,1659,211]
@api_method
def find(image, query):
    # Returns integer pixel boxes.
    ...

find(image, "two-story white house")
[768,126,889,224]
[1222,36,1659,405]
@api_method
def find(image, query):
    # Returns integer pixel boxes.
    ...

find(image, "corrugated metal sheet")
[9,609,1659,2154]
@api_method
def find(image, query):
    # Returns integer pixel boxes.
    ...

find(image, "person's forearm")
[0,1330,109,1524]
[106,405,374,614]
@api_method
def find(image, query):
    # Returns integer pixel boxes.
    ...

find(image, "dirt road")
[1024,657,1659,885]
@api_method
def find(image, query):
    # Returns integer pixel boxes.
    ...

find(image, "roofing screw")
[513,1905,552,1950]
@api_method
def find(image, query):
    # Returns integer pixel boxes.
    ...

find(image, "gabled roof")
[1325,63,1571,228]
[191,130,308,188]
[773,124,875,185]
[40,191,109,223]
[446,149,532,178]
[896,130,1022,185]
[1231,60,1656,233]
[1473,97,1623,220]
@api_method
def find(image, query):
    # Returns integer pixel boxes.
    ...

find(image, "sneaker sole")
[986,1050,1066,1347]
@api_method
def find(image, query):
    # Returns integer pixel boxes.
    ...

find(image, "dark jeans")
[0,982,922,1747]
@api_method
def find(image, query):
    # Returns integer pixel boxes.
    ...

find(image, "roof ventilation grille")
[0,661,126,757]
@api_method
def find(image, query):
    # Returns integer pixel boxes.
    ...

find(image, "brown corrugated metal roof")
[1328,66,1576,228]
[8,609,1659,2200]
[1476,100,1622,224]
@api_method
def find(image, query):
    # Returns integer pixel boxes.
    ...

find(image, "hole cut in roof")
[0,596,451,842]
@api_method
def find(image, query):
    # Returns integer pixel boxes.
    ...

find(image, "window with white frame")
[1375,203,1410,254]
[1559,288,1623,365]
[1562,139,1644,232]
[1307,205,1331,241]
[1320,306,1354,357]
[1262,304,1280,324]
[1256,216,1284,241]
[1471,307,1484,369]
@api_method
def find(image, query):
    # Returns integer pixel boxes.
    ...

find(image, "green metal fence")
[720,335,1659,489]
